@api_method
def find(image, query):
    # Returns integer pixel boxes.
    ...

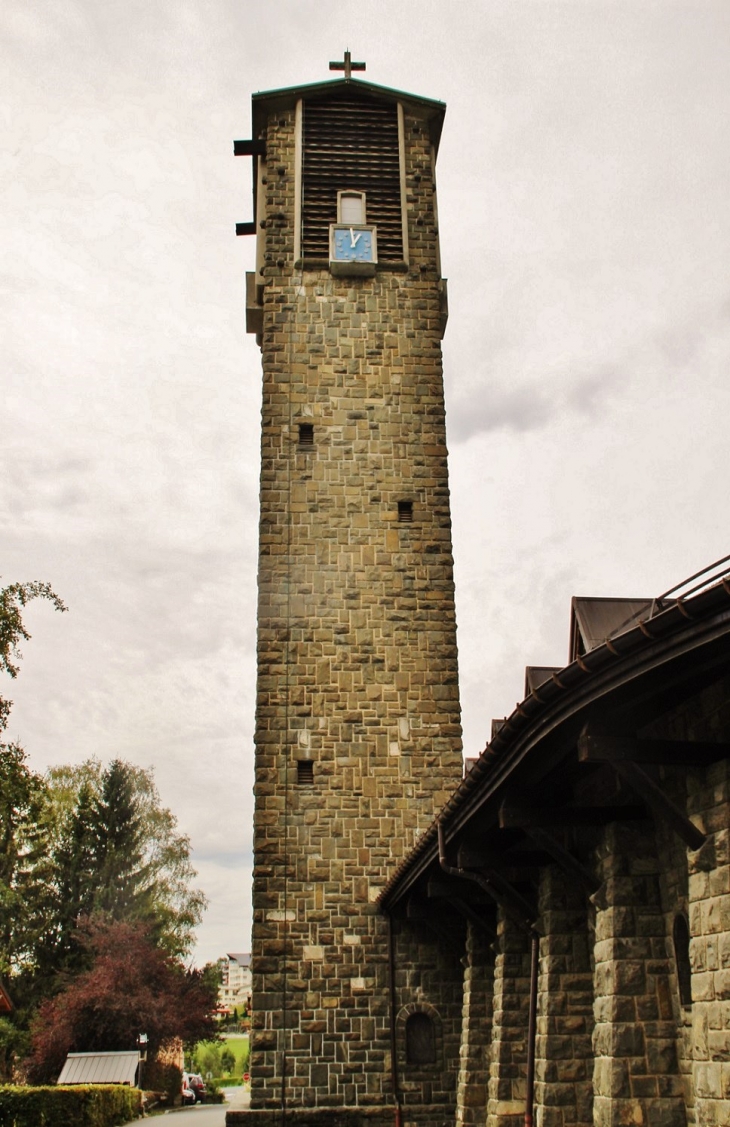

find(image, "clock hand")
[350,228,362,248]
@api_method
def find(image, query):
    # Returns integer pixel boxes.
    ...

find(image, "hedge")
[0,1084,142,1126]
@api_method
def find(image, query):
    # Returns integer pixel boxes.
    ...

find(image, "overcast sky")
[3,0,730,966]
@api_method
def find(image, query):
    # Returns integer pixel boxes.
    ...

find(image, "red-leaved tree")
[25,917,217,1083]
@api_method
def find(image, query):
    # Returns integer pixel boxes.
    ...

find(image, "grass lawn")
[222,1034,250,1068]
[192,1032,250,1079]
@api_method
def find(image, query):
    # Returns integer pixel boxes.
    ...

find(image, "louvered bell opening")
[398,501,413,523]
[302,92,403,262]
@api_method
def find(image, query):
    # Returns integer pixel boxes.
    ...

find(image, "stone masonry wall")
[394,916,466,1126]
[535,866,594,1127]
[456,921,495,1127]
[592,821,685,1127]
[249,96,464,1114]
[645,669,730,1127]
[687,758,730,1127]
[487,915,533,1127]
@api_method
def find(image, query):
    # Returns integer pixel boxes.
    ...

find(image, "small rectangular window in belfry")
[297,760,314,786]
[398,501,413,523]
[298,423,314,447]
[338,191,366,224]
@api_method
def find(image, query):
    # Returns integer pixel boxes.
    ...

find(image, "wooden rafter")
[577,730,729,767]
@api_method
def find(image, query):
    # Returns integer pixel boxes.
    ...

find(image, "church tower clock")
[235,53,464,1125]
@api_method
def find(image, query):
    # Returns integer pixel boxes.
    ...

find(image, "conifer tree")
[91,759,149,918]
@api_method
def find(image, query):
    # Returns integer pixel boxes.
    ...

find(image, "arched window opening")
[673,912,692,1008]
[405,1011,436,1066]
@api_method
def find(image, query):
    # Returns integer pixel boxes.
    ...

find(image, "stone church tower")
[235,54,464,1122]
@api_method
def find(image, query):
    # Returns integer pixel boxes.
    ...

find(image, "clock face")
[331,225,376,263]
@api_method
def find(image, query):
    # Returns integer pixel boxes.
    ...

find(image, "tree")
[90,760,149,917]
[193,1042,222,1080]
[33,779,97,979]
[0,580,66,733]
[0,745,52,980]
[25,917,218,1084]
[43,759,206,961]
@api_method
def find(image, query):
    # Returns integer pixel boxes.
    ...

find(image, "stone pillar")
[535,866,594,1127]
[592,822,685,1127]
[687,759,730,1127]
[487,912,532,1127]
[457,920,495,1127]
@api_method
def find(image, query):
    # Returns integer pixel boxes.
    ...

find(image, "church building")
[232,56,730,1127]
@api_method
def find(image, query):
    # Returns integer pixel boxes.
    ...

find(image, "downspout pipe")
[437,819,539,1127]
[387,912,403,1127]
[524,930,539,1127]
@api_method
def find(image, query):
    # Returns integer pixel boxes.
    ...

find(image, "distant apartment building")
[217,952,252,1011]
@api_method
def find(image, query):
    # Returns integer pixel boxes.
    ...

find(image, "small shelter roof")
[57,1051,139,1087]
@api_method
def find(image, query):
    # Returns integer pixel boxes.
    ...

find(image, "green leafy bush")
[202,1078,225,1104]
[0,1083,141,1126]
[193,1041,222,1078]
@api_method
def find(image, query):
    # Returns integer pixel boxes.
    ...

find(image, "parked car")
[188,1073,207,1103]
[181,1075,196,1105]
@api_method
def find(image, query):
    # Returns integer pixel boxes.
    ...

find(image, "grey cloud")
[448,365,624,443]
[448,384,554,441]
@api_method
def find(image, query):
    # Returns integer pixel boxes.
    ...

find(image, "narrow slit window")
[398,500,413,523]
[298,423,314,447]
[297,760,314,786]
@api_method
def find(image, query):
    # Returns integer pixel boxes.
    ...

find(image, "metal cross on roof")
[329,49,366,80]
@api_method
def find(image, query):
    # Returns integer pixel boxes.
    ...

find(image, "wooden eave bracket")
[424,879,500,937]
[408,894,463,954]
[522,827,599,895]
[451,897,497,940]
[434,866,536,931]
[577,729,730,767]
[427,878,488,902]
[611,759,706,850]
[577,726,707,850]
[499,798,645,829]
[491,803,599,894]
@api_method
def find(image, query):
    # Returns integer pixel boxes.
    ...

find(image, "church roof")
[251,76,446,151]
[379,564,730,910]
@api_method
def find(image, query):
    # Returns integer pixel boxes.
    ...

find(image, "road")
[136,1086,249,1124]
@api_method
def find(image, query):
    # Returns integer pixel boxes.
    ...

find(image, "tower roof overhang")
[252,77,446,152]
